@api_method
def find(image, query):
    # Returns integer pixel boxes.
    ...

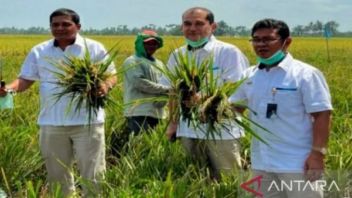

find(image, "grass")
[0,35,351,197]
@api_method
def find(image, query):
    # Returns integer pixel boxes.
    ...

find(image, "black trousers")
[126,116,160,134]
[110,116,160,158]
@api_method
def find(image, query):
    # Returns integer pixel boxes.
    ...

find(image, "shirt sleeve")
[220,47,249,83]
[136,78,169,94]
[228,66,255,103]
[124,58,168,94]
[301,68,333,113]
[158,51,177,87]
[90,41,116,74]
[19,49,40,81]
[102,47,116,75]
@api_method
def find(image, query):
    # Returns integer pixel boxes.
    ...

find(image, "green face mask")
[135,33,163,58]
[186,37,209,48]
[257,50,286,66]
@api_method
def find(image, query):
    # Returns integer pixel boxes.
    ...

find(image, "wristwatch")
[312,147,328,155]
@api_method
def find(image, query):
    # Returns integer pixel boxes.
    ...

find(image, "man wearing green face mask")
[230,19,332,198]
[122,30,169,135]
[161,7,249,180]
[114,30,169,157]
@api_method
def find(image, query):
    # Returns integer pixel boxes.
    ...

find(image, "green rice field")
[0,35,351,197]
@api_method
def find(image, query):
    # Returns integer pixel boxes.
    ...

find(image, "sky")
[0,0,351,31]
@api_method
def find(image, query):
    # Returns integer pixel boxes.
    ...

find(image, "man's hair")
[50,8,80,25]
[251,18,290,39]
[182,7,215,24]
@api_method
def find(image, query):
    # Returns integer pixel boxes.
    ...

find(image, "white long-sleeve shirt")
[20,34,116,126]
[162,35,249,139]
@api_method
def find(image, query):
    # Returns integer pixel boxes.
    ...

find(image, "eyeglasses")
[249,38,281,45]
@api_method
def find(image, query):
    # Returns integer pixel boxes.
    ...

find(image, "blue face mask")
[257,50,286,65]
[186,37,209,48]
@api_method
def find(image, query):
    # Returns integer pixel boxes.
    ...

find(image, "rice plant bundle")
[47,41,118,124]
[152,50,210,125]
[153,51,269,142]
[199,81,239,133]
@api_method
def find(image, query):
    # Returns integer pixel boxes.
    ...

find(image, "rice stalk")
[153,51,271,142]
[46,40,118,125]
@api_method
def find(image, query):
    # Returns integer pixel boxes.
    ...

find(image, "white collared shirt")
[162,35,249,139]
[19,34,116,126]
[229,53,333,172]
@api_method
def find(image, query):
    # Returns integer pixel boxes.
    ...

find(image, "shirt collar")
[51,33,84,48]
[202,35,216,52]
[187,42,207,51]
[276,53,293,71]
[186,35,216,52]
[257,53,293,72]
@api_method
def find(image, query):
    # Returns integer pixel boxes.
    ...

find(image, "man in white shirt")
[0,8,116,196]
[164,7,249,180]
[230,18,332,198]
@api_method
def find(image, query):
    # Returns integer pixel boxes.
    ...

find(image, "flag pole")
[324,25,332,63]
[325,37,331,63]
[0,58,5,88]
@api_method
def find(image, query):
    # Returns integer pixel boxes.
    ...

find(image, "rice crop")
[0,35,351,197]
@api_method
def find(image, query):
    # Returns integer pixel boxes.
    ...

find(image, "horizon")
[0,0,351,32]
[0,19,349,33]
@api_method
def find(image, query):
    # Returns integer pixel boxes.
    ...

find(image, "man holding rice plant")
[162,7,249,180]
[230,19,332,197]
[0,8,117,196]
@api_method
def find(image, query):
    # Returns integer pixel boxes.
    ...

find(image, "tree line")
[0,20,350,37]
